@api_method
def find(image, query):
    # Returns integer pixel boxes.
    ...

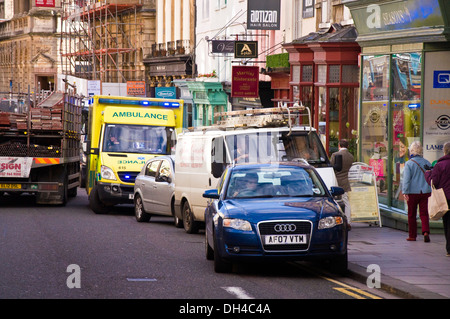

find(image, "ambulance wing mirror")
[86,141,99,156]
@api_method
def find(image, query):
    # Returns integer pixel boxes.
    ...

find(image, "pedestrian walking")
[402,141,432,242]
[425,141,450,256]
[330,139,354,227]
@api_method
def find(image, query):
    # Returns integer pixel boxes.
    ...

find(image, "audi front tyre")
[205,232,214,261]
[213,237,231,273]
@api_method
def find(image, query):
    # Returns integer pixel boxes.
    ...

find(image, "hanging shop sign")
[35,0,55,7]
[247,0,281,30]
[423,51,450,165]
[211,40,235,54]
[234,41,258,59]
[155,87,177,99]
[231,66,259,98]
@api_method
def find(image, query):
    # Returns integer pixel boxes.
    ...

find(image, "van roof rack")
[213,102,312,134]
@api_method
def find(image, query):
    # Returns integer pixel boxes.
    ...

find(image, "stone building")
[0,1,60,93]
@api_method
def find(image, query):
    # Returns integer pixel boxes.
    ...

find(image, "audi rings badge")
[274,224,297,232]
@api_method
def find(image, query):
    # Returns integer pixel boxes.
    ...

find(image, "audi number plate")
[264,234,307,245]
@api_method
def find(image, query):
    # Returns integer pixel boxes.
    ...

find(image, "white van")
[174,123,341,233]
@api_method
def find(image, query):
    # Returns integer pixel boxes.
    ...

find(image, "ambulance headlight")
[101,165,117,181]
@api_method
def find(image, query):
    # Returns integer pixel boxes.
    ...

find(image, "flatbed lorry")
[0,92,82,205]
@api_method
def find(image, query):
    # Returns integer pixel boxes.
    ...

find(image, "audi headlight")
[100,165,117,181]
[318,216,343,229]
[223,218,252,231]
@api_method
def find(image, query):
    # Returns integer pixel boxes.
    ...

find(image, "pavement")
[347,222,449,299]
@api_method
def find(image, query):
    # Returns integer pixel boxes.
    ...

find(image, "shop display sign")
[247,0,281,30]
[35,0,55,7]
[349,0,444,36]
[423,51,450,164]
[347,163,382,225]
[211,40,235,54]
[127,81,146,97]
[231,66,259,98]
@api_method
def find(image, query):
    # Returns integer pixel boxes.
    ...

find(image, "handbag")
[428,180,449,221]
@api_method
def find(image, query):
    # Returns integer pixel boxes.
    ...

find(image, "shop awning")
[184,81,228,106]
[347,0,450,46]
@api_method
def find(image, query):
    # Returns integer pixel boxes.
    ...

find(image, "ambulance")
[85,95,183,214]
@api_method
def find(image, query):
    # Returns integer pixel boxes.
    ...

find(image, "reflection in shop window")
[391,53,422,210]
[361,55,389,204]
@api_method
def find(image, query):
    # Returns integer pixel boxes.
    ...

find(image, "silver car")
[133,155,182,227]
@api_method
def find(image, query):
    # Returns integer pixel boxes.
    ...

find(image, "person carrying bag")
[428,180,449,221]
[402,141,432,242]
[425,142,450,256]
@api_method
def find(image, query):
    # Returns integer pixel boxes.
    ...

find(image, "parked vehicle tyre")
[213,237,232,273]
[182,201,199,234]
[134,194,151,222]
[89,185,111,214]
[205,232,214,261]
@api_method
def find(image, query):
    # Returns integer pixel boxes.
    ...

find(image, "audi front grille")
[257,220,312,252]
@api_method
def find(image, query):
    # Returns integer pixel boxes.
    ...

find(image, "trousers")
[406,192,431,238]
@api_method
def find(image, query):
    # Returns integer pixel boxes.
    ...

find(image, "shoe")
[424,233,430,243]
[406,237,416,241]
[446,253,450,257]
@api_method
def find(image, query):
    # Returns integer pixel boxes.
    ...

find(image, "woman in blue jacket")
[402,141,432,242]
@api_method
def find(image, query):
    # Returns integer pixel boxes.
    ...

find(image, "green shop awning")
[185,81,228,105]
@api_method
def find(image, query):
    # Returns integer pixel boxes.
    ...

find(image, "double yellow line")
[322,275,382,299]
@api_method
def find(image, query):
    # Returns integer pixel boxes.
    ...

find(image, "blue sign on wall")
[433,70,450,88]
[155,87,177,99]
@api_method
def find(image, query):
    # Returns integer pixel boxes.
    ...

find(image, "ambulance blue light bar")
[98,98,180,108]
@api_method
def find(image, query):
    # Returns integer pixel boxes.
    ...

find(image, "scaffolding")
[60,0,144,83]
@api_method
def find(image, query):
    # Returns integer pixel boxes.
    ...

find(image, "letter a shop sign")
[231,66,259,98]
[247,0,281,30]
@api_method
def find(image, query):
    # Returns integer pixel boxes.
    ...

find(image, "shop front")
[348,0,450,225]
[174,80,229,128]
[284,24,360,156]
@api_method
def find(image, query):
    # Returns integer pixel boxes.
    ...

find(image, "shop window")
[318,86,327,147]
[329,65,340,83]
[342,65,359,83]
[302,65,313,82]
[391,53,422,210]
[317,65,327,83]
[361,55,389,204]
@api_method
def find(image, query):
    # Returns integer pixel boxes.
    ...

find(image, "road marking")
[319,275,382,299]
[291,262,383,299]
[222,287,255,299]
[126,278,157,282]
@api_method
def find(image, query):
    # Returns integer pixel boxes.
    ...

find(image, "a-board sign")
[347,162,382,226]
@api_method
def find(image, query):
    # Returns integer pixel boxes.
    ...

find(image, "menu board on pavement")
[347,163,382,226]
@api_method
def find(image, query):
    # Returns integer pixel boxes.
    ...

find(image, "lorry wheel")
[89,185,111,214]
[182,201,199,234]
[134,194,151,222]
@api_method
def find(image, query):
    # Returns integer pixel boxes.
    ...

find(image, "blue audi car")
[203,162,348,274]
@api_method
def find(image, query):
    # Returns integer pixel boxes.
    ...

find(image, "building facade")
[0,1,60,94]
[347,0,450,223]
